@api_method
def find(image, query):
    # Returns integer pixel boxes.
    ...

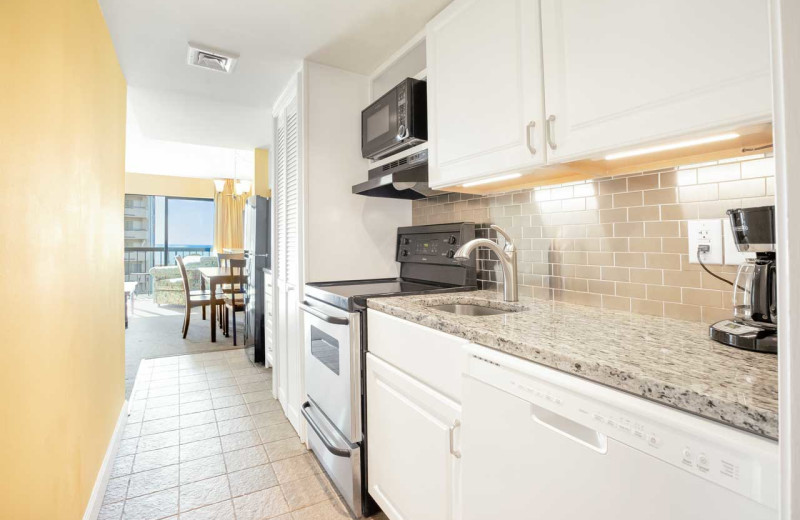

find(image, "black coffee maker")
[709,206,777,353]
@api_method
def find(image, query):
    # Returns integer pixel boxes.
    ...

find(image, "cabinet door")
[426,0,545,189]
[540,0,772,163]
[367,354,461,520]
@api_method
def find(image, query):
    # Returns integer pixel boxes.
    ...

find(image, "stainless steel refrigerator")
[243,195,270,364]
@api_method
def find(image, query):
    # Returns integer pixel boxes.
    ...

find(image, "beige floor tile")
[181,390,212,404]
[265,438,307,462]
[180,422,220,444]
[137,430,180,453]
[180,400,215,415]
[118,438,139,457]
[233,487,290,520]
[213,395,246,409]
[123,423,142,440]
[111,455,135,478]
[122,487,179,520]
[252,411,287,429]
[247,399,282,415]
[98,501,124,520]
[179,474,231,512]
[143,404,180,422]
[180,438,222,463]
[221,430,262,453]
[271,453,322,484]
[146,395,180,409]
[140,417,180,436]
[210,386,241,399]
[178,500,236,520]
[258,423,298,444]
[127,464,179,499]
[180,410,217,429]
[228,463,279,497]
[180,454,227,486]
[223,445,269,473]
[243,390,272,404]
[214,404,250,421]
[207,377,237,389]
[104,476,130,505]
[217,416,256,436]
[133,445,180,473]
[281,473,336,511]
[290,498,351,520]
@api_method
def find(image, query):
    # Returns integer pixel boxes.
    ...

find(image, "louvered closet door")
[284,102,300,287]
[275,111,287,283]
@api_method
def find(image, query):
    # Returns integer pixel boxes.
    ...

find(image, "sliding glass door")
[124,195,215,293]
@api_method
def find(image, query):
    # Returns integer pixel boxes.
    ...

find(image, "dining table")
[198,266,235,342]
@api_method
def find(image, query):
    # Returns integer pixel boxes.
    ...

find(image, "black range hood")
[352,149,446,200]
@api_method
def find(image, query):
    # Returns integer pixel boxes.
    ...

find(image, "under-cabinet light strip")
[462,173,522,188]
[604,132,740,161]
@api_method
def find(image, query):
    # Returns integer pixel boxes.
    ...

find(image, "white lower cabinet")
[366,353,462,520]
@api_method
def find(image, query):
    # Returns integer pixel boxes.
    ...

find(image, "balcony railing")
[124,246,212,294]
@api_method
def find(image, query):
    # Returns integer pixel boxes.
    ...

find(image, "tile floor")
[124,296,245,398]
[100,349,380,520]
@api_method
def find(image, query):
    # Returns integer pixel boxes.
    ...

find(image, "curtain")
[213,179,248,252]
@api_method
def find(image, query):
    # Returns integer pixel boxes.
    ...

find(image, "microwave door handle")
[299,301,349,325]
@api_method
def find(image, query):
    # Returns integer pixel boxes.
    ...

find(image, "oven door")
[300,298,362,443]
[362,88,400,159]
[300,298,364,516]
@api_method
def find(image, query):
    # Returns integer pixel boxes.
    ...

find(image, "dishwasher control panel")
[466,351,779,510]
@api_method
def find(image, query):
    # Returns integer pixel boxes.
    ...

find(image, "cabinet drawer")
[367,310,468,403]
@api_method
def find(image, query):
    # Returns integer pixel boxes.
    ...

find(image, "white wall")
[772,0,800,518]
[303,61,412,283]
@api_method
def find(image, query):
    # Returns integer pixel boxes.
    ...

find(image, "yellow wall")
[254,148,271,197]
[0,1,127,519]
[126,172,216,199]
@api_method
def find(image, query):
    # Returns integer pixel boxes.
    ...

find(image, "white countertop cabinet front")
[426,0,546,189]
[366,310,467,520]
[539,0,772,163]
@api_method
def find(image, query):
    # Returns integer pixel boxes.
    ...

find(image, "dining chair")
[216,252,244,324]
[223,258,247,346]
[176,256,215,339]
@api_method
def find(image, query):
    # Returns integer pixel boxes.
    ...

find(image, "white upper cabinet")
[426,0,545,189]
[540,0,772,163]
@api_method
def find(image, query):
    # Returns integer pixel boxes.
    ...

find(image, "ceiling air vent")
[187,42,238,74]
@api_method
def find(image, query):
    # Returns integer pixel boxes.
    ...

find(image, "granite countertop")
[367,290,778,439]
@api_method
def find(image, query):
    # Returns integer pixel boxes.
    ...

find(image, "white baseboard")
[83,400,129,520]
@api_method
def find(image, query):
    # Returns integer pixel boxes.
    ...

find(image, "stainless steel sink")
[429,303,519,316]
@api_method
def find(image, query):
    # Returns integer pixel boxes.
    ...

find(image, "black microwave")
[361,78,427,160]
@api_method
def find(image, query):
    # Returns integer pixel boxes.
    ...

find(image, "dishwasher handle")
[530,404,608,454]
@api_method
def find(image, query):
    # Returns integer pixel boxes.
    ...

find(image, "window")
[124,194,215,292]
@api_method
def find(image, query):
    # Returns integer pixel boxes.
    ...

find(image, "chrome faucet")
[454,225,518,302]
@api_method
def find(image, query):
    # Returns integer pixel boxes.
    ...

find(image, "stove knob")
[401,250,409,257]
[447,250,455,258]
[448,235,457,245]
[401,237,410,245]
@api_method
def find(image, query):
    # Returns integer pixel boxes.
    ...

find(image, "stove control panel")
[397,232,462,264]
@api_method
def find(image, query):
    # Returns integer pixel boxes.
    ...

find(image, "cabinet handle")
[546,115,557,150]
[449,419,462,459]
[525,121,536,155]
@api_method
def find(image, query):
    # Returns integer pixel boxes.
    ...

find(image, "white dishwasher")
[461,344,778,520]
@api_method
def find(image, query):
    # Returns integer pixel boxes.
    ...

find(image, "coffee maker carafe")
[710,206,777,353]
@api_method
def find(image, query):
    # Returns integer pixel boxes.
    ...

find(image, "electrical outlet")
[688,219,723,264]
[723,217,754,265]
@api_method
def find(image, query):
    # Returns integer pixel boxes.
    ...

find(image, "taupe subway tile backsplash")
[413,155,776,323]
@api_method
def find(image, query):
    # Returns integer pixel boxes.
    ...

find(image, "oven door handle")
[299,301,349,325]
[301,402,352,458]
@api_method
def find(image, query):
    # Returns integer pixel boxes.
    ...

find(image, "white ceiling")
[100,0,451,149]
[126,106,255,180]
